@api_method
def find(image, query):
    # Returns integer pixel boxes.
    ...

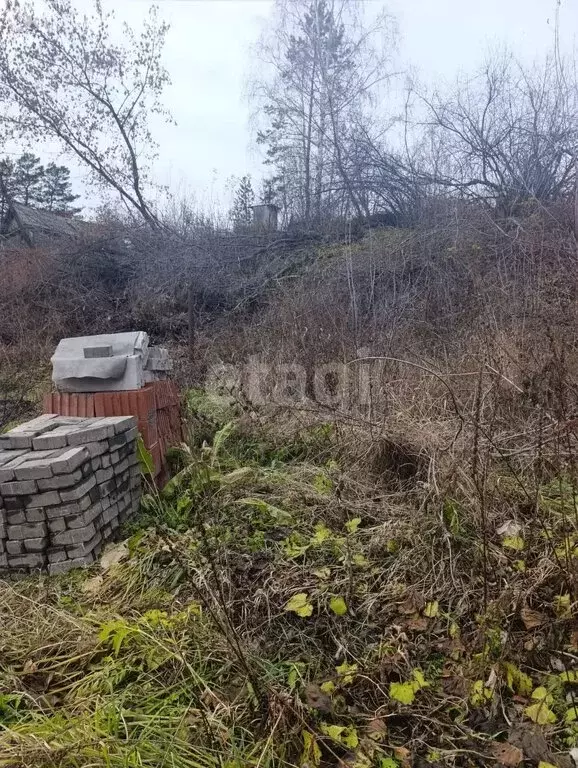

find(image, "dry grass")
[0,383,576,767]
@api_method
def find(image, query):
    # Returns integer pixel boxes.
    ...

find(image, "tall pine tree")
[13,152,44,205]
[229,175,255,229]
[0,153,81,217]
[42,163,80,213]
[254,0,393,224]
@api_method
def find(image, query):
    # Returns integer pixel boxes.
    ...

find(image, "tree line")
[0,0,576,231]
[251,0,578,229]
[0,153,80,220]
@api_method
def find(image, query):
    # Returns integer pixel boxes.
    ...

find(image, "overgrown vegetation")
[1,387,576,767]
[0,2,577,766]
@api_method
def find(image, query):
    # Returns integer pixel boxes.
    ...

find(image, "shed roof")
[8,202,90,240]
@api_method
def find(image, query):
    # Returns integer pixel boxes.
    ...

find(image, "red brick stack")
[43,380,182,485]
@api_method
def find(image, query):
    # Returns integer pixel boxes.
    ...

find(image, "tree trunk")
[188,281,196,362]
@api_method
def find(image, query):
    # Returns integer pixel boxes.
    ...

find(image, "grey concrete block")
[51,447,90,474]
[125,434,138,449]
[86,441,108,458]
[48,550,67,563]
[8,415,58,432]
[25,491,61,509]
[66,502,102,529]
[6,540,22,555]
[45,502,82,520]
[6,510,26,525]
[9,553,45,569]
[13,451,61,480]
[84,345,112,358]
[99,479,116,498]
[26,508,45,523]
[48,518,66,533]
[4,497,28,511]
[0,479,37,496]
[115,458,129,476]
[6,434,36,450]
[0,554,8,569]
[23,537,47,553]
[101,454,111,468]
[0,453,28,482]
[107,416,136,434]
[53,523,96,546]
[59,475,96,503]
[67,530,102,559]
[95,467,114,483]
[0,449,27,467]
[48,555,94,575]
[32,432,68,450]
[68,423,113,446]
[37,469,82,491]
[91,458,102,471]
[14,463,53,481]
[8,522,47,540]
[101,504,118,524]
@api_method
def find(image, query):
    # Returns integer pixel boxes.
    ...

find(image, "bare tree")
[253,0,397,225]
[0,0,170,226]
[420,53,578,215]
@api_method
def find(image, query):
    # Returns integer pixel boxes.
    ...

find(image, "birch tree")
[0,0,170,226]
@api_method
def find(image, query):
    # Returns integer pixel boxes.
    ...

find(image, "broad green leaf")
[329,596,348,616]
[320,723,344,741]
[210,421,235,463]
[352,553,370,567]
[443,498,460,534]
[287,663,304,690]
[320,723,358,748]
[503,662,533,696]
[524,701,557,725]
[301,731,322,768]
[283,534,310,559]
[389,681,415,705]
[342,727,359,748]
[424,600,439,618]
[565,705,578,723]
[335,661,358,685]
[285,593,313,618]
[310,523,332,545]
[381,760,399,768]
[345,517,361,533]
[470,679,493,706]
[313,472,333,495]
[412,669,429,689]
[313,567,331,579]
[136,436,154,476]
[237,497,292,524]
[538,763,558,768]
[502,535,525,551]
[320,680,335,694]
[530,686,552,702]
[559,670,578,684]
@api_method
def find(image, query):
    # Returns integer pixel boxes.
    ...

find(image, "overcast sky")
[24,0,578,214]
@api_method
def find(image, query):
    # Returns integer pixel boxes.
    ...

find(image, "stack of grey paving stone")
[0,414,141,575]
